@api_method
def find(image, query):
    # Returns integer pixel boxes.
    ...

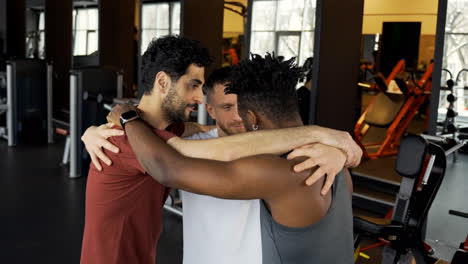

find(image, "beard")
[218,120,245,135]
[162,86,197,123]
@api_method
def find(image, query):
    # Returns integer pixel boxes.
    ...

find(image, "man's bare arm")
[167,125,360,167]
[126,120,312,200]
[108,104,362,167]
[167,125,327,161]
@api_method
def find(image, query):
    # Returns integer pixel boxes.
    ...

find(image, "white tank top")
[181,129,262,264]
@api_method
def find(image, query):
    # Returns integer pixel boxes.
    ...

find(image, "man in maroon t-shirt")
[81,124,183,264]
[80,36,362,264]
[80,36,213,264]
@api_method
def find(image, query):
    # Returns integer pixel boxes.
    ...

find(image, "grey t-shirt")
[260,170,354,264]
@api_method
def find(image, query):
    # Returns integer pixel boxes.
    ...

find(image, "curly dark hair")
[203,66,233,103]
[225,53,304,122]
[141,35,213,95]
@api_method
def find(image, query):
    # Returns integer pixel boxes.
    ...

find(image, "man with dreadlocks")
[107,53,355,264]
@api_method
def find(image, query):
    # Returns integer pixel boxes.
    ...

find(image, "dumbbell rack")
[439,69,468,133]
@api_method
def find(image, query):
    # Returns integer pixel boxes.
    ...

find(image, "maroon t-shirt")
[80,122,184,264]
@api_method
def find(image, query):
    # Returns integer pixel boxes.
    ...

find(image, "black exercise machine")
[0,59,53,146]
[448,210,468,263]
[68,67,122,178]
[439,69,457,135]
[438,68,468,155]
[354,134,447,264]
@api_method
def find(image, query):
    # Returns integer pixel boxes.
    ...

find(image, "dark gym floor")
[1,138,467,264]
[0,139,183,264]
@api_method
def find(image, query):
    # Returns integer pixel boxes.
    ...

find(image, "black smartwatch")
[120,110,140,130]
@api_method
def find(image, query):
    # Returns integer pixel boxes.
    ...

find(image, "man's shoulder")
[107,128,177,157]
[184,128,218,140]
[104,135,135,160]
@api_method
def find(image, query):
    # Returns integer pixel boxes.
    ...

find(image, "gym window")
[72,8,99,56]
[24,10,45,59]
[141,1,181,54]
[440,0,468,122]
[443,1,468,79]
[249,0,316,65]
[38,12,45,59]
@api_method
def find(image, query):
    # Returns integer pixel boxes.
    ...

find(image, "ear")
[206,103,216,120]
[154,71,171,95]
[244,109,257,129]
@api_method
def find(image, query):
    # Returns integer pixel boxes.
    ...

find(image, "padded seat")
[365,93,406,127]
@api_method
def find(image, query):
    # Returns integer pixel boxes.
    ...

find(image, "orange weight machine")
[358,59,406,92]
[354,62,434,159]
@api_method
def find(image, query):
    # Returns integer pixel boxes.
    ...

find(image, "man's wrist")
[120,110,140,130]
[125,118,142,130]
[308,125,327,145]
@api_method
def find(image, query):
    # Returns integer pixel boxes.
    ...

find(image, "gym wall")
[0,0,5,54]
[45,0,72,112]
[362,0,438,66]
[4,0,26,58]
[100,0,136,98]
[182,0,224,76]
[311,0,364,132]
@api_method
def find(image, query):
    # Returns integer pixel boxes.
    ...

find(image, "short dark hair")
[203,66,233,103]
[225,53,303,122]
[141,35,213,95]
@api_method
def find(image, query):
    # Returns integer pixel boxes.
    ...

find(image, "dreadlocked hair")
[225,53,304,122]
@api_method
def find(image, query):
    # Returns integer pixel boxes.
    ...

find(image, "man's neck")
[263,115,304,130]
[137,95,170,130]
[275,119,303,129]
[216,124,226,137]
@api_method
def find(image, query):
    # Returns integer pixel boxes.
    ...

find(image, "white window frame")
[140,1,180,54]
[249,0,316,65]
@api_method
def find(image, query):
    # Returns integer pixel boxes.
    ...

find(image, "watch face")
[121,110,138,121]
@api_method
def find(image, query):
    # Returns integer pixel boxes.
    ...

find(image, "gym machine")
[420,134,467,163]
[358,59,406,93]
[354,62,433,159]
[0,59,53,146]
[0,71,6,135]
[354,134,447,263]
[68,67,123,178]
[447,210,468,263]
[438,68,468,154]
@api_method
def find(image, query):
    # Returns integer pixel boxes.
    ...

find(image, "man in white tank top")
[182,129,262,264]
[181,67,261,264]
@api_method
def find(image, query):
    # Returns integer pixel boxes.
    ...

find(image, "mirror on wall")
[222,0,247,66]
[25,0,45,59]
[356,0,438,157]
[352,0,439,217]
